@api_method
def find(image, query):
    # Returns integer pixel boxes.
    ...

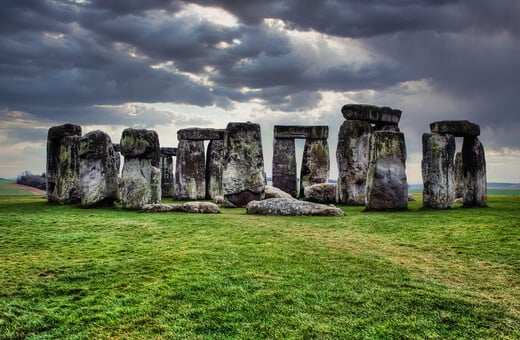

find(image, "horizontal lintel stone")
[274,125,329,139]
[160,147,177,156]
[177,128,225,140]
[341,104,401,125]
[430,120,480,137]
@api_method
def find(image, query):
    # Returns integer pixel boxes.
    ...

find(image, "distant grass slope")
[0,196,519,339]
[0,180,42,197]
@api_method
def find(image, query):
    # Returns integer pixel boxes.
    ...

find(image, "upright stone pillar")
[223,122,265,207]
[300,139,330,198]
[336,120,372,205]
[272,138,297,197]
[175,139,206,200]
[78,130,119,207]
[462,137,487,207]
[46,123,82,204]
[366,131,408,210]
[454,152,464,199]
[120,128,161,209]
[421,133,456,209]
[160,147,176,198]
[206,139,225,199]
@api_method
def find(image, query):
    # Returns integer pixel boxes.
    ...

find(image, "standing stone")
[160,147,176,198]
[300,139,329,198]
[336,120,372,205]
[366,131,408,210]
[461,137,487,207]
[120,128,161,209]
[206,139,225,199]
[46,124,82,204]
[222,122,265,207]
[78,130,119,207]
[272,138,297,198]
[421,133,456,209]
[454,152,464,199]
[175,139,206,200]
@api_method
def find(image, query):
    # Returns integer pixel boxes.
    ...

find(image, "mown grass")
[0,180,39,197]
[0,195,519,339]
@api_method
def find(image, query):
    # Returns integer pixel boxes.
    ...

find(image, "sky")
[1,0,519,183]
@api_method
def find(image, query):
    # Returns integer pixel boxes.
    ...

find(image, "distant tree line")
[16,171,46,190]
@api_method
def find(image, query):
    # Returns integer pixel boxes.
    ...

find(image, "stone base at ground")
[246,198,344,216]
[141,202,220,213]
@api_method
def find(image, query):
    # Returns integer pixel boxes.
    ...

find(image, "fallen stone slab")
[430,120,480,137]
[304,183,337,204]
[274,125,329,139]
[177,128,226,140]
[141,202,220,213]
[264,186,297,200]
[342,104,401,125]
[246,198,344,216]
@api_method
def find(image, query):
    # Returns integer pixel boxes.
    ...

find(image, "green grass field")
[0,180,41,197]
[0,192,519,339]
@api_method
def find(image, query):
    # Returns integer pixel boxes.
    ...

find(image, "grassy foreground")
[0,195,519,339]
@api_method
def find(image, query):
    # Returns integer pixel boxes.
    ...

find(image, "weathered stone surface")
[342,104,402,125]
[274,125,329,139]
[304,183,337,204]
[461,137,487,207]
[47,123,82,204]
[300,139,330,198]
[160,154,175,197]
[206,139,225,199]
[160,147,177,156]
[246,198,344,216]
[336,120,372,205]
[366,131,408,211]
[112,143,121,153]
[177,128,225,140]
[121,158,161,209]
[175,139,206,200]
[272,138,297,197]
[454,152,464,199]
[264,186,297,200]
[430,120,480,137]
[223,122,266,207]
[120,128,160,166]
[47,123,82,142]
[78,130,119,207]
[421,133,456,209]
[141,202,220,213]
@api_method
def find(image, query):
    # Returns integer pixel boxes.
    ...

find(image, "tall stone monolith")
[206,139,225,199]
[336,120,372,205]
[272,138,297,197]
[366,131,408,210]
[223,122,265,207]
[78,130,119,207]
[461,137,487,207]
[160,147,176,198]
[421,133,456,209]
[46,123,82,204]
[120,128,161,209]
[174,140,206,200]
[454,152,464,199]
[300,139,329,198]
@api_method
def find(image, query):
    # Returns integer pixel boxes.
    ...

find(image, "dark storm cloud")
[0,0,519,150]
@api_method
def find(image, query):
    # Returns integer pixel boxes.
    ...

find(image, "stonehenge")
[422,120,487,208]
[78,130,119,207]
[174,128,225,200]
[46,123,82,204]
[120,128,162,209]
[272,125,329,198]
[45,111,488,213]
[337,104,407,210]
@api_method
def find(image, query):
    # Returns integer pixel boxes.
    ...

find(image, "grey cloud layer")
[1,0,519,149]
